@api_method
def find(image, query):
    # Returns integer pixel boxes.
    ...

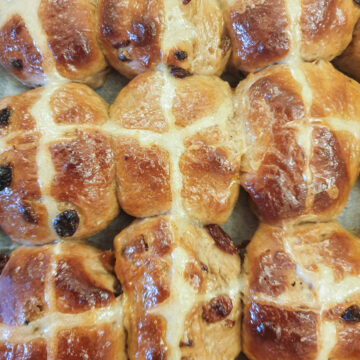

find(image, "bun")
[222,0,360,72]
[114,215,241,360]
[0,83,118,244]
[234,61,360,225]
[0,216,242,360]
[108,70,241,224]
[0,0,107,87]
[97,0,230,78]
[0,242,126,359]
[243,221,360,360]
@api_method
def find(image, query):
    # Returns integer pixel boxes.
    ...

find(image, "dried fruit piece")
[206,225,237,255]
[53,210,79,237]
[342,305,360,322]
[202,295,233,323]
[0,164,12,191]
[170,66,192,78]
[175,51,187,61]
[0,107,11,127]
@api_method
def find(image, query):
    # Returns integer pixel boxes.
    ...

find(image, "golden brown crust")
[235,62,360,225]
[38,0,107,83]
[0,247,50,326]
[222,0,360,72]
[0,85,118,244]
[180,127,240,224]
[50,130,117,240]
[0,134,53,243]
[109,71,240,224]
[113,137,172,217]
[224,0,290,73]
[55,325,119,360]
[0,339,47,360]
[0,1,107,87]
[114,216,242,360]
[0,243,126,360]
[97,0,162,78]
[50,83,109,125]
[244,301,318,360]
[243,222,360,360]
[301,0,360,61]
[0,15,45,86]
[97,0,229,78]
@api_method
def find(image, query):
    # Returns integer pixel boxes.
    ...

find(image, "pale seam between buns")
[0,0,65,84]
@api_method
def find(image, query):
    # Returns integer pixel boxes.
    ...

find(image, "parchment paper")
[1,65,360,360]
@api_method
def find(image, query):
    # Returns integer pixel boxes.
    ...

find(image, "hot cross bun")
[243,221,360,360]
[114,215,242,360]
[0,242,126,360]
[0,82,118,244]
[0,0,107,87]
[97,0,230,78]
[221,0,360,73]
[234,61,360,225]
[107,69,242,225]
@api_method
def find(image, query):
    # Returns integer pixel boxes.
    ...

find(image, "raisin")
[342,305,360,322]
[0,254,9,275]
[170,66,192,78]
[114,280,123,297]
[175,50,187,61]
[206,225,237,255]
[11,59,23,69]
[53,210,79,237]
[0,107,11,127]
[183,0,191,4]
[0,164,12,191]
[202,295,233,323]
[21,203,39,224]
[355,0,360,5]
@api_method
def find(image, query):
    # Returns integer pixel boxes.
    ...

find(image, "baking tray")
[1,65,360,360]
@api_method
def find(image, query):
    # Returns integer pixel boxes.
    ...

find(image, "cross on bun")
[243,221,360,360]
[114,215,242,360]
[0,0,107,87]
[0,242,126,359]
[0,217,242,359]
[97,0,230,78]
[0,83,118,244]
[234,61,360,225]
[221,0,360,72]
[107,69,242,225]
